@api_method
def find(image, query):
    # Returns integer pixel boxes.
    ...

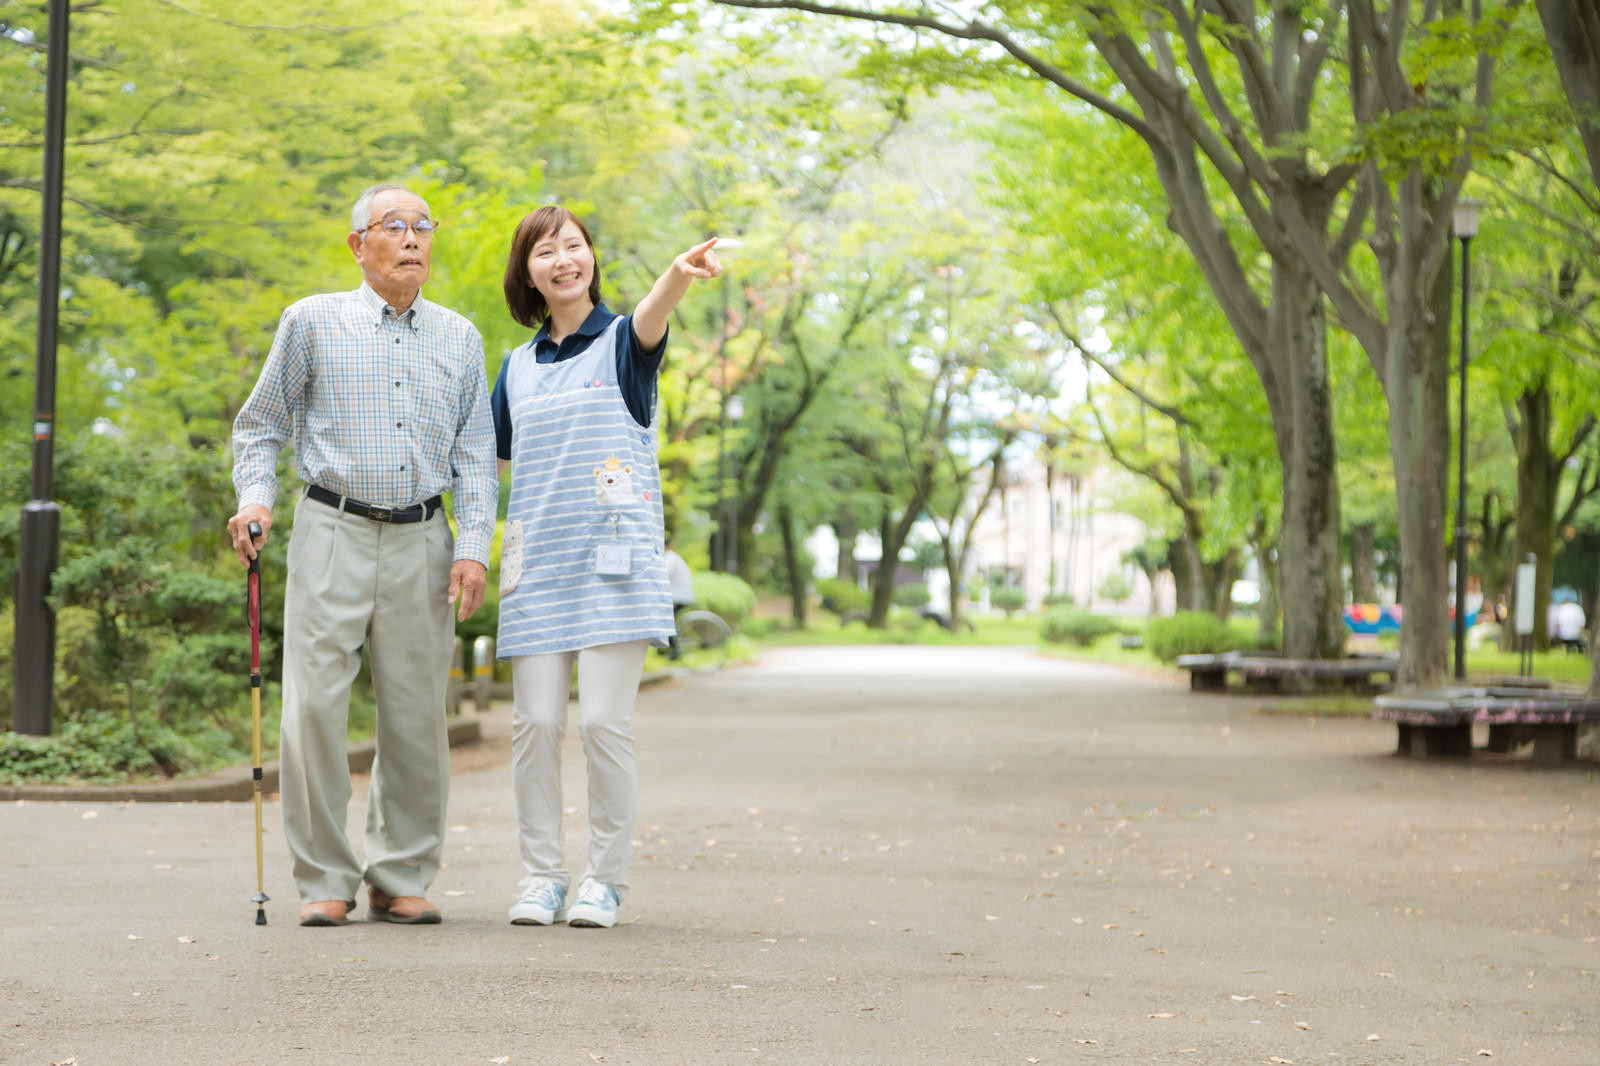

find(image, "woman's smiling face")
[526,218,596,308]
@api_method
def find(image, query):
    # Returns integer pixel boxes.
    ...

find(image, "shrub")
[1097,571,1134,604]
[1041,607,1120,647]
[1146,611,1235,662]
[1041,592,1075,608]
[693,571,757,628]
[894,582,931,608]
[816,578,871,617]
[990,587,1027,617]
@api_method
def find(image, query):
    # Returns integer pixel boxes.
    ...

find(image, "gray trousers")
[278,494,454,904]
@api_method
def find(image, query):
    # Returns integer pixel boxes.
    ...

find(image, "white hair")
[350,183,431,241]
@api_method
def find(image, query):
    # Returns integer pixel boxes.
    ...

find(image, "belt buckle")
[367,505,393,523]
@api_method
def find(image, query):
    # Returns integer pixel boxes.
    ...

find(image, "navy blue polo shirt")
[490,303,666,460]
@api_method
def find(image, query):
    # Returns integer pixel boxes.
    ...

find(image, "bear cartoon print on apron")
[496,316,674,658]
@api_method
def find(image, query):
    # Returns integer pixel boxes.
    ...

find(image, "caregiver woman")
[490,206,721,928]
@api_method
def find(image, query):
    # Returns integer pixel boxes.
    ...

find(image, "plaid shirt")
[232,283,497,566]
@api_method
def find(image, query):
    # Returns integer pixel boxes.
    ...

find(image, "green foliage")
[692,572,758,629]
[1146,611,1236,662]
[1097,571,1135,604]
[0,711,244,785]
[817,578,872,617]
[1040,607,1120,647]
[990,588,1027,617]
[893,582,931,608]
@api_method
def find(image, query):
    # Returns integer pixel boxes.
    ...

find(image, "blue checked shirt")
[231,283,497,567]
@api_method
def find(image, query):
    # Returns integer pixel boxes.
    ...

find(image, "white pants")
[510,640,648,898]
[278,494,454,904]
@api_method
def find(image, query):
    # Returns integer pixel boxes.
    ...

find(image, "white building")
[964,463,1170,615]
[805,463,1172,616]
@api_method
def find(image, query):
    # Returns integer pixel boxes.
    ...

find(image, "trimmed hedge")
[817,578,871,617]
[1040,607,1120,647]
[693,571,757,629]
[1146,611,1234,662]
[894,582,931,608]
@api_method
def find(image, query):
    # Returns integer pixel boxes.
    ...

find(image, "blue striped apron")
[496,317,673,657]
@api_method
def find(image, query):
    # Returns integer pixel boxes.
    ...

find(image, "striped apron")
[496,317,674,657]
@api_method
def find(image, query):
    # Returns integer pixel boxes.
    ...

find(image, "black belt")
[307,484,442,524]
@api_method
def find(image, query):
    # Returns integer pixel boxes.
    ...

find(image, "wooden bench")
[1177,652,1399,693]
[1372,688,1600,764]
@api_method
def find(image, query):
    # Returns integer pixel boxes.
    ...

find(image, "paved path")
[3,647,1597,1065]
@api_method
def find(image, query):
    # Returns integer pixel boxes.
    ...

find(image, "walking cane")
[247,521,270,926]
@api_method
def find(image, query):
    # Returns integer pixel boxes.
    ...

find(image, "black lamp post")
[15,0,72,735]
[725,393,743,574]
[1452,197,1482,681]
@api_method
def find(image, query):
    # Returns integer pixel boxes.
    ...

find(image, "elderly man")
[227,183,496,927]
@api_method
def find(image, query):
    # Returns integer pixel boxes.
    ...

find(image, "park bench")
[1176,651,1399,693]
[1372,687,1600,764]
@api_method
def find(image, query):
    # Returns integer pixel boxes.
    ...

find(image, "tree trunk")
[1271,260,1346,659]
[779,502,807,628]
[834,517,858,587]
[1536,0,1600,193]
[1513,384,1559,652]
[868,510,914,628]
[1254,538,1279,644]
[1386,235,1454,690]
[1350,523,1378,604]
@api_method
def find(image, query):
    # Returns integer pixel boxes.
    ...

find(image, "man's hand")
[448,560,488,622]
[227,505,273,566]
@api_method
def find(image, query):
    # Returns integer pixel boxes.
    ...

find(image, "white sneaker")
[566,879,619,928]
[508,879,567,925]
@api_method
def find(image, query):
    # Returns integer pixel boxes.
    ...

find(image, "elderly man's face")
[350,189,433,300]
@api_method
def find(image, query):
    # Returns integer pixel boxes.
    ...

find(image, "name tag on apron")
[595,543,632,575]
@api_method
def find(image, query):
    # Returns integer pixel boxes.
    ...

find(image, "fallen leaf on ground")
[1148,1013,1175,1019]
[1230,994,1256,1002]
[126,934,143,941]
[81,811,97,820]
[1267,1058,1294,1064]
[1366,1033,1381,1041]
[1072,1038,1098,1044]
[1477,1051,1494,1058]
[1293,1021,1310,1030]
[177,936,196,944]
[490,1058,511,1064]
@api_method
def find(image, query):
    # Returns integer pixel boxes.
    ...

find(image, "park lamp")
[1451,196,1483,679]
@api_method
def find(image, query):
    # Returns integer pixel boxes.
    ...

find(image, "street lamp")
[1452,196,1482,681]
[725,393,743,574]
[15,0,72,735]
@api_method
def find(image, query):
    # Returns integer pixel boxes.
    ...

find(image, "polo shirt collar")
[358,281,425,330]
[533,303,616,350]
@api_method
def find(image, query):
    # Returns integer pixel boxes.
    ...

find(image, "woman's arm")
[632,237,722,351]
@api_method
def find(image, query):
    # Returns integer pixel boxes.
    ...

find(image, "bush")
[990,587,1027,617]
[817,578,871,617]
[1041,592,1075,608]
[1041,607,1120,647]
[0,710,245,785]
[1146,611,1235,662]
[893,582,931,608]
[693,571,757,629]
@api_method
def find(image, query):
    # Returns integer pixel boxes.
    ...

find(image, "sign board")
[1514,560,1537,636]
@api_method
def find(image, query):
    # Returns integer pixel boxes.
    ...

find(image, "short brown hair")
[503,206,602,329]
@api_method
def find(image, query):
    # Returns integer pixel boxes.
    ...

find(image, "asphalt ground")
[2,646,1597,1066]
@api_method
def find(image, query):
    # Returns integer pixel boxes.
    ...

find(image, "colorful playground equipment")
[1344,600,1479,635]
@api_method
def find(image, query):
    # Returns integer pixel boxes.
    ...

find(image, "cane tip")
[255,909,268,926]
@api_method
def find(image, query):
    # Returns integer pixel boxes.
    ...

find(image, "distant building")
[963,464,1166,615]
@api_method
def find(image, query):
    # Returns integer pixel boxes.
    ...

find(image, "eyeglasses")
[357,218,440,239]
